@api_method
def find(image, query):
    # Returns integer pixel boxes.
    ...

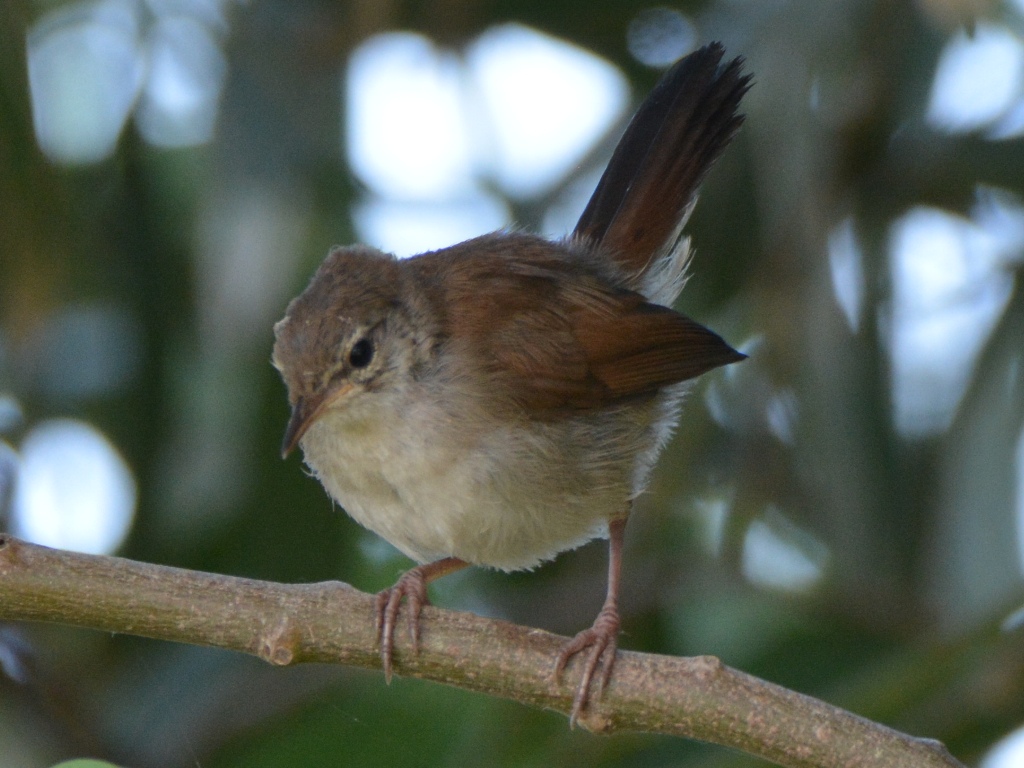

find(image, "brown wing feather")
[425,242,744,414]
[577,298,745,400]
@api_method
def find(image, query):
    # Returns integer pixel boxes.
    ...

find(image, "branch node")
[575,708,613,734]
[690,654,724,681]
[256,616,299,666]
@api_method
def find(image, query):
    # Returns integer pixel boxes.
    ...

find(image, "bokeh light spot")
[12,419,136,555]
[741,508,828,593]
[346,24,628,254]
[981,724,1024,768]
[354,197,510,258]
[827,217,865,333]
[347,33,474,201]
[136,14,227,147]
[886,203,1015,437]
[927,23,1024,135]
[27,0,145,164]
[627,7,697,67]
[467,24,629,198]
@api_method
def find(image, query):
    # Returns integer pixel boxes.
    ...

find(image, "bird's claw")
[553,604,621,726]
[374,569,429,683]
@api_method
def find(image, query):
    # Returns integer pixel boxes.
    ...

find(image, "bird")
[272,41,750,724]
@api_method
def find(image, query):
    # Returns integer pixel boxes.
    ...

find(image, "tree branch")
[0,534,963,768]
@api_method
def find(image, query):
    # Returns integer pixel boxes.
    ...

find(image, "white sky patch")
[927,23,1024,135]
[741,508,829,593]
[27,0,227,162]
[828,217,865,333]
[974,186,1024,252]
[353,196,510,258]
[981,724,1024,768]
[27,0,145,164]
[12,419,136,555]
[885,204,1017,437]
[466,24,629,198]
[765,388,798,445]
[137,14,227,147]
[347,33,475,200]
[345,24,627,253]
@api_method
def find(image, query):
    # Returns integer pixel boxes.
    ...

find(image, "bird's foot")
[373,557,468,682]
[374,568,430,683]
[553,602,621,726]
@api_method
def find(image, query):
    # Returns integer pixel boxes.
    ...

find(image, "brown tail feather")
[573,43,750,275]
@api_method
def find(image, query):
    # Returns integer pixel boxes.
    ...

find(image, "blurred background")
[2,0,1024,765]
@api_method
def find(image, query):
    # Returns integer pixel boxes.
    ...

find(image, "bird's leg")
[554,515,626,726]
[374,557,468,682]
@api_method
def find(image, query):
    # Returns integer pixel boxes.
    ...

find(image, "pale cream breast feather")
[297,347,682,570]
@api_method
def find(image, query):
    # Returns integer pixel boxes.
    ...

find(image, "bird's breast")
[296,381,680,570]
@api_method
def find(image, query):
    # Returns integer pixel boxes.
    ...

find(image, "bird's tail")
[573,43,750,304]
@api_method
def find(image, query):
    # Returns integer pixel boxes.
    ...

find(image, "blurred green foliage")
[2,0,1024,766]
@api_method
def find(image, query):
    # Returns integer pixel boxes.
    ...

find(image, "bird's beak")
[281,398,315,458]
[280,382,354,458]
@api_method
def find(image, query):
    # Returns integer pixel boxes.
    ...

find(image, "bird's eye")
[348,338,374,368]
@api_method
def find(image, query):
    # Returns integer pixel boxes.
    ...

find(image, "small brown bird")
[273,42,749,723]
